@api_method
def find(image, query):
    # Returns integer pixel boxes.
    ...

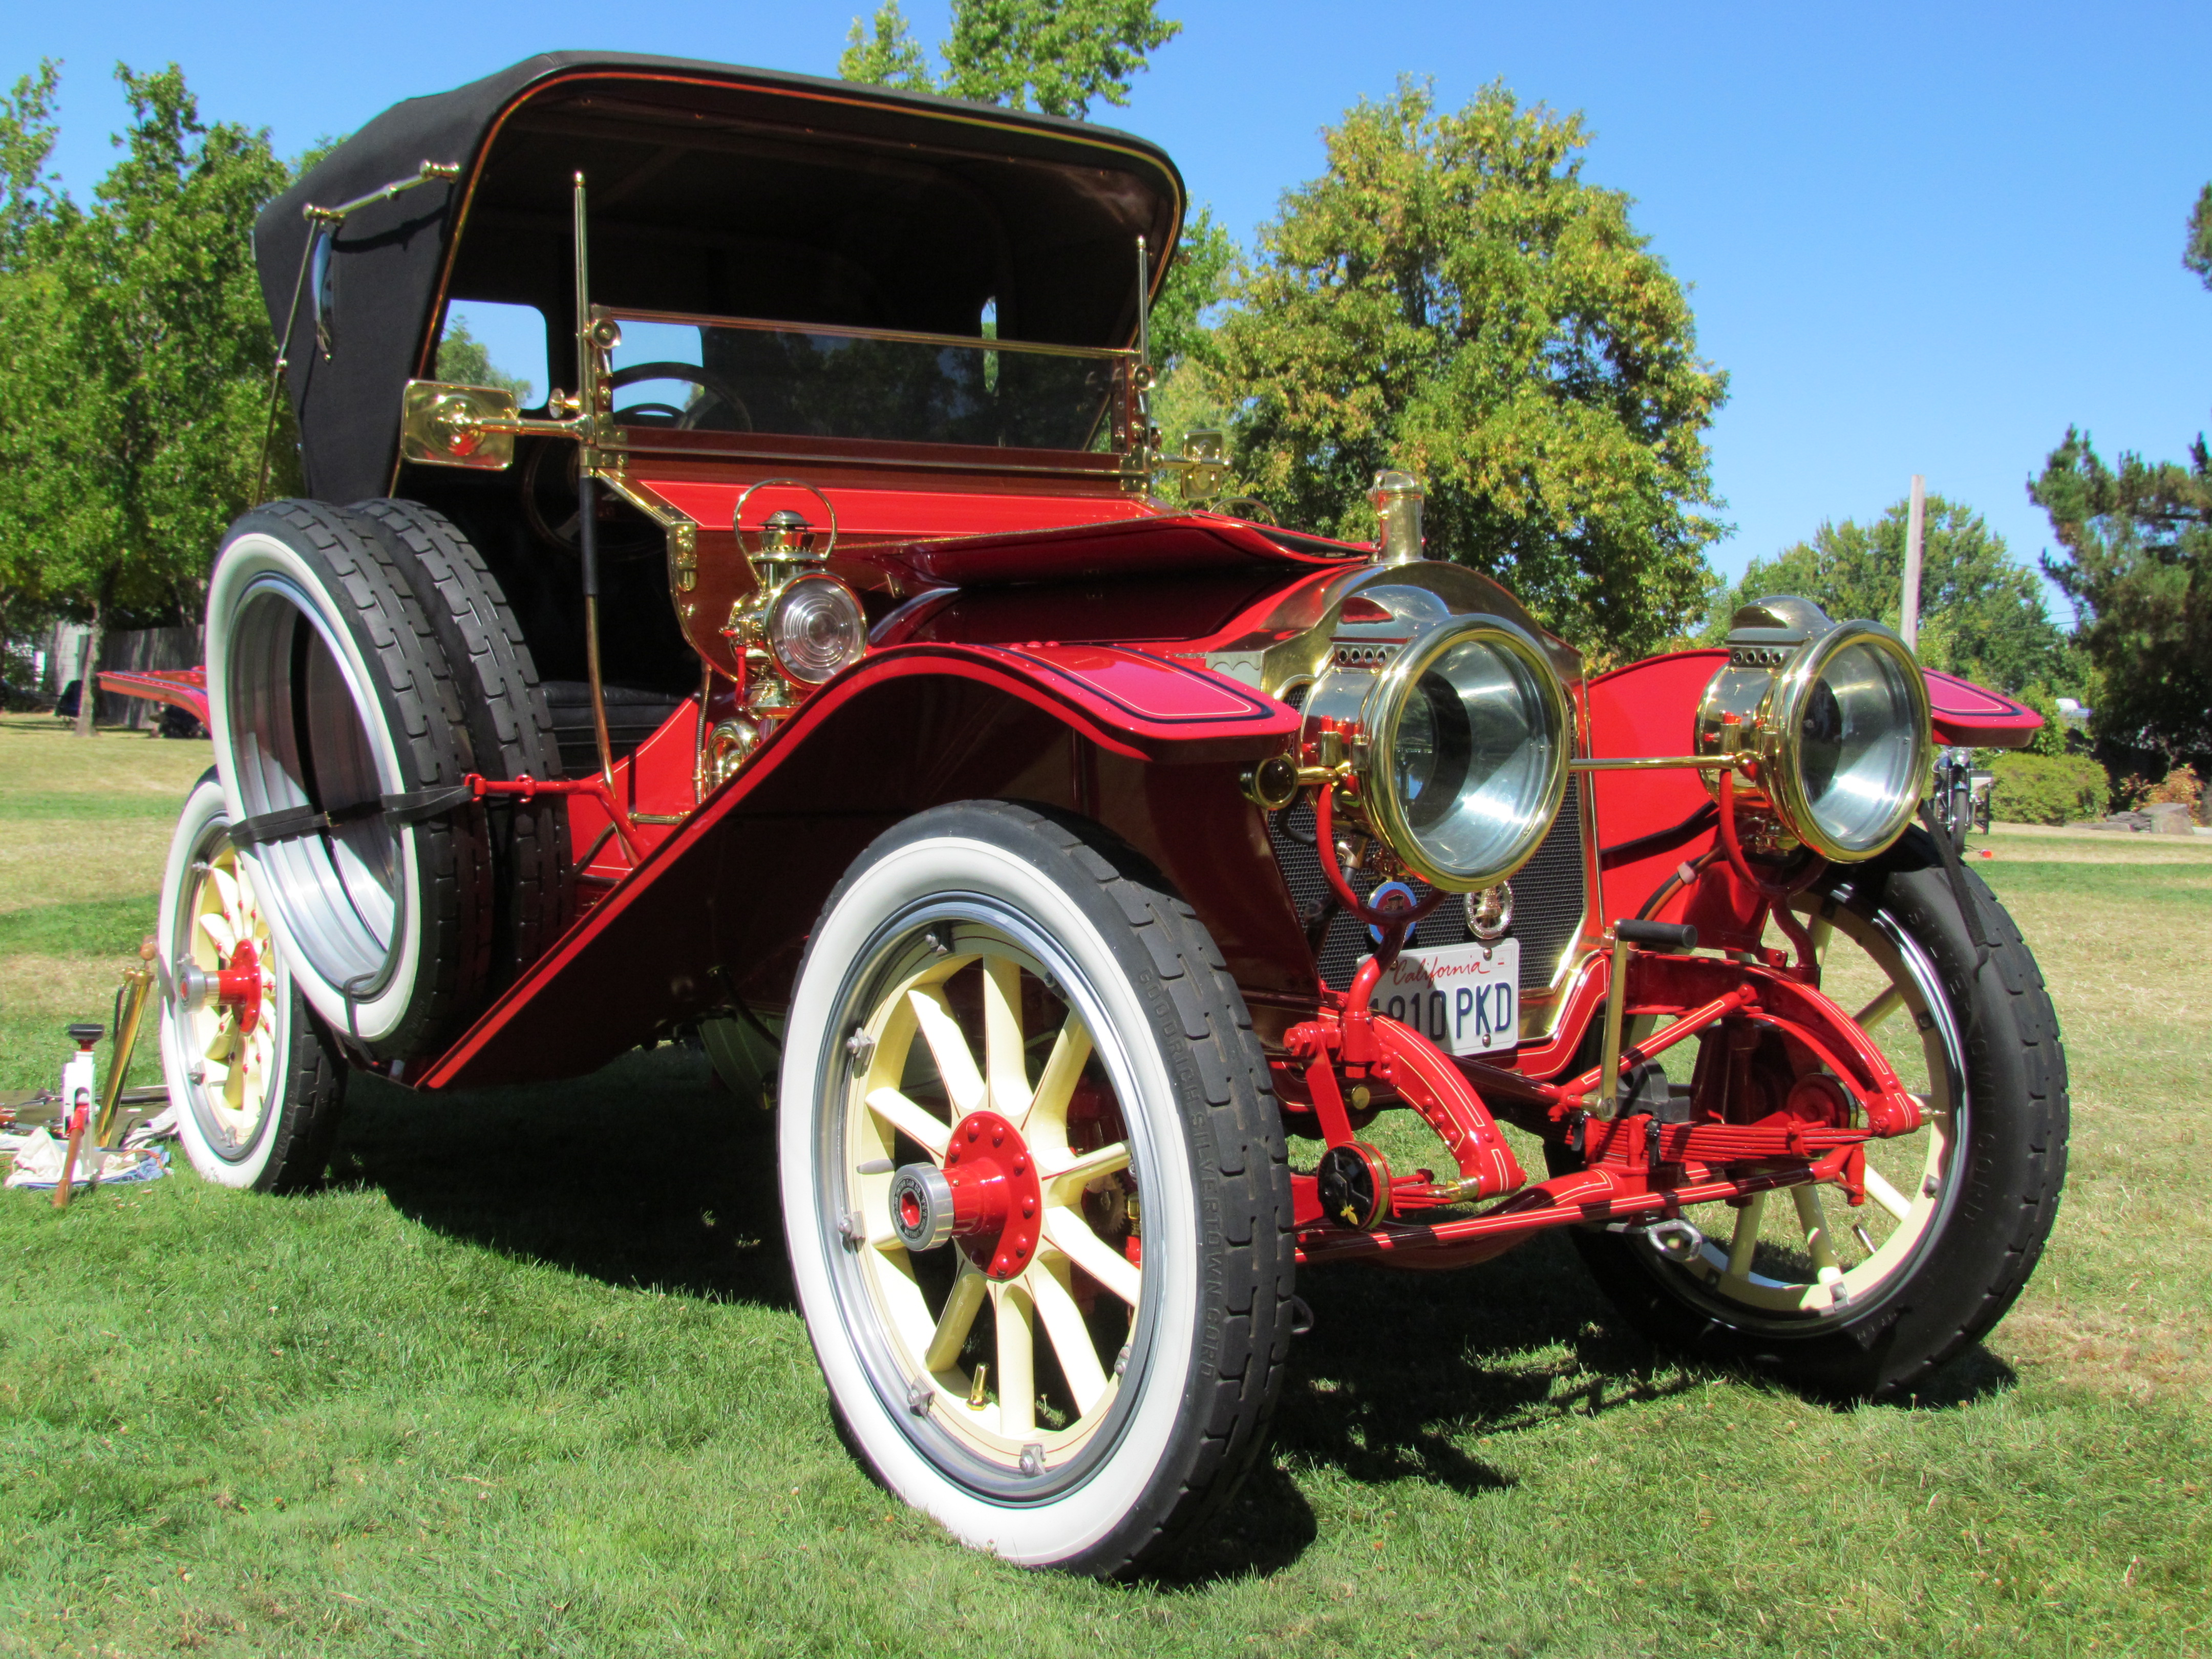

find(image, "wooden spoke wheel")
[781,803,1294,1575]
[159,772,345,1190]
[1555,828,2068,1398]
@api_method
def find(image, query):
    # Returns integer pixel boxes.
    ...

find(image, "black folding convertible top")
[257,52,1186,502]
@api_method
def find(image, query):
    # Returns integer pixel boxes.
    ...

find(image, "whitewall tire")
[780,802,1294,1575]
[159,772,346,1190]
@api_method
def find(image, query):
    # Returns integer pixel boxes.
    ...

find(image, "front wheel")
[780,803,1295,1575]
[1558,829,2068,1398]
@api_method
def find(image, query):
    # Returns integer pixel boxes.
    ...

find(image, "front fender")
[418,645,1306,1089]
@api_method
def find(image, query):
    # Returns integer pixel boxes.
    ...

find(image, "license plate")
[1359,939,1521,1056]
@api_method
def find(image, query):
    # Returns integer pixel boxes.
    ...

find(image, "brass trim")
[1357,614,1573,892]
[93,961,154,1148]
[607,304,1136,364]
[1570,754,1742,773]
[400,66,1183,495]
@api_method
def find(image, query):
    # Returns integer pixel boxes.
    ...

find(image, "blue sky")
[10,2,2210,618]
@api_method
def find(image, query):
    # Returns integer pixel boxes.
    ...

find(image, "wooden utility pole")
[1900,474,1927,651]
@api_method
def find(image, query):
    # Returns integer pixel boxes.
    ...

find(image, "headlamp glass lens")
[769,577,866,684]
[1798,639,1922,852]
[1391,632,1559,882]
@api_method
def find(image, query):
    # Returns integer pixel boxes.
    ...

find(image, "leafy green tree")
[840,0,1216,453]
[0,60,62,267]
[839,2,935,92]
[1207,79,1728,662]
[0,63,288,734]
[1707,495,2073,695]
[2031,427,2209,765]
[0,61,67,666]
[2185,183,2211,290]
[841,0,1179,119]
[437,317,535,403]
[2030,185,2212,773]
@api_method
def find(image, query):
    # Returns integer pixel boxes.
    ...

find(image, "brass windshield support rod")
[573,171,621,803]
[253,160,460,505]
[1569,755,1743,773]
[1135,235,1151,371]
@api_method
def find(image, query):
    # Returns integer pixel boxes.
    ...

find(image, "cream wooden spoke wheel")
[1666,894,1961,1322]
[160,773,346,1192]
[1555,828,2068,1399]
[781,803,1294,1575]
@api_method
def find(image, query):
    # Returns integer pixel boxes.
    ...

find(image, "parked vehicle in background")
[108,52,2067,1576]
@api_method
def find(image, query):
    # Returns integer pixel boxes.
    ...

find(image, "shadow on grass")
[335,1044,794,1309]
[332,1046,2017,1584]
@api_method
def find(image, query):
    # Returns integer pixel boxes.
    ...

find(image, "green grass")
[2,741,2208,1655]
[0,897,164,961]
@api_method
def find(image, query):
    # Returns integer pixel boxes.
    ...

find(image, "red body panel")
[641,478,1159,542]
[419,644,1308,1090]
[94,667,209,727]
[1586,649,2045,942]
[1585,651,1722,939]
[1923,667,2044,748]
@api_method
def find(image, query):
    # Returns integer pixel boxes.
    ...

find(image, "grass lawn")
[1,717,2206,1657]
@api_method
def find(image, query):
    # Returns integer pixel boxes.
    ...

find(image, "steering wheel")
[607,361,754,433]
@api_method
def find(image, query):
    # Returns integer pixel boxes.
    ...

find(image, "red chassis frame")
[111,489,2043,1275]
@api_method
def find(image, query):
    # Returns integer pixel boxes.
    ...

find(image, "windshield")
[605,310,1136,455]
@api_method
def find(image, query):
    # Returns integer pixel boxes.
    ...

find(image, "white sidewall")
[780,834,1201,1567]
[205,529,424,1046]
[158,777,296,1188]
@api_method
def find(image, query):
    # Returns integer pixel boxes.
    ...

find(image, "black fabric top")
[255,52,1185,503]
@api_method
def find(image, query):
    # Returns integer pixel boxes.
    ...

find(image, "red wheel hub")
[943,1110,1044,1280]
[216,939,266,1034]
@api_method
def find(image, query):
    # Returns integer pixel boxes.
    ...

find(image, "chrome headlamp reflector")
[1304,613,1571,891]
[767,572,866,685]
[1697,598,1932,862]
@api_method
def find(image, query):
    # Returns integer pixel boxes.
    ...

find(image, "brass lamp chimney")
[1370,470,1426,564]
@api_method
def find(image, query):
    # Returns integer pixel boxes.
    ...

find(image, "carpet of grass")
[0,718,209,1098]
[1,736,2207,1656]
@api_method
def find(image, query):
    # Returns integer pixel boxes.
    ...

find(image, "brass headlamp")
[1695,596,1932,863]
[1299,589,1571,892]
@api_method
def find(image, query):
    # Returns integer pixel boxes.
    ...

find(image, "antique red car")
[113,52,2067,1576]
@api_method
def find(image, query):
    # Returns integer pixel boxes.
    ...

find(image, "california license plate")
[1360,939,1521,1056]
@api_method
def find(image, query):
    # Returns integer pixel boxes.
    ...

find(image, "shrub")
[2142,763,2204,821]
[1990,751,2108,825]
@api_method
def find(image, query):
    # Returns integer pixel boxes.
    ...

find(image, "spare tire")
[349,499,569,986]
[205,499,492,1060]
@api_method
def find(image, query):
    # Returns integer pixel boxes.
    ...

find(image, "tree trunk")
[72,594,103,738]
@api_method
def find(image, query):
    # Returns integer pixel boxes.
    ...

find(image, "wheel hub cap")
[891,1110,1043,1280]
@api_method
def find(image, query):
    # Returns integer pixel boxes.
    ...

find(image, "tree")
[2029,185,2212,773]
[1707,495,2073,695]
[840,1,1219,452]
[840,0,1180,119]
[0,63,288,734]
[437,317,536,403]
[2031,427,2209,766]
[1206,80,1728,662]
[0,61,68,672]
[2186,183,2211,291]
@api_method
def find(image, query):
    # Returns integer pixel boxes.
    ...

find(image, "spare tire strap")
[231,784,478,848]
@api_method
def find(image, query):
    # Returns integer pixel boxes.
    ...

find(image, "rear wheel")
[1558,830,2068,1397]
[159,773,345,1190]
[780,803,1295,1575]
